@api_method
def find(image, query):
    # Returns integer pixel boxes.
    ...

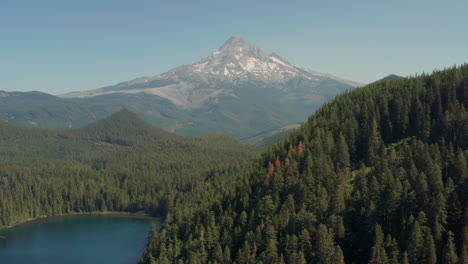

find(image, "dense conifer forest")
[1,65,466,263]
[0,111,258,228]
[138,65,468,264]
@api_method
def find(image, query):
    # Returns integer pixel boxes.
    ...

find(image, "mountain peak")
[217,36,263,57]
[222,36,248,47]
[60,36,363,106]
[219,36,257,51]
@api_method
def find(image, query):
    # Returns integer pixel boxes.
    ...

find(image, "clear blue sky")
[1,0,467,95]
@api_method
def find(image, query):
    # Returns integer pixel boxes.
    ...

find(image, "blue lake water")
[0,215,161,264]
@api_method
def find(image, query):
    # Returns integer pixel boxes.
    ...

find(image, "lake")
[0,214,161,264]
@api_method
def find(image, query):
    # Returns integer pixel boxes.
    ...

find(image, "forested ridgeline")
[139,65,468,264]
[0,112,258,228]
[0,109,181,163]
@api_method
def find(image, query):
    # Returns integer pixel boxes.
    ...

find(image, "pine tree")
[188,252,201,264]
[369,224,389,264]
[237,240,253,264]
[290,251,307,264]
[452,150,467,186]
[210,243,223,263]
[407,220,423,263]
[262,239,278,264]
[315,224,336,264]
[441,231,459,264]
[335,133,350,171]
[333,245,345,264]
[384,235,400,264]
[423,231,437,264]
[367,119,384,168]
[223,246,232,264]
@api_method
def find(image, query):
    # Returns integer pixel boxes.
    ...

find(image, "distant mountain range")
[0,37,363,140]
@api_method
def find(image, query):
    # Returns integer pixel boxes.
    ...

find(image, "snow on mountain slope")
[60,37,363,109]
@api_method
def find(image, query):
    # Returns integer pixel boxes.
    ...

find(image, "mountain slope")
[56,37,362,139]
[0,119,114,162]
[0,37,362,139]
[0,109,180,162]
[0,90,112,129]
[139,65,468,263]
[71,109,180,146]
[242,123,301,147]
[0,110,258,228]
[0,135,257,229]
[62,36,361,101]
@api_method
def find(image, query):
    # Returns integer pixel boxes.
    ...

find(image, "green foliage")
[139,64,468,263]
[442,231,459,264]
[2,64,467,263]
[370,224,389,264]
[70,109,180,145]
[0,113,258,228]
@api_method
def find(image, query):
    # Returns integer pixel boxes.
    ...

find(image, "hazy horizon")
[1,0,468,95]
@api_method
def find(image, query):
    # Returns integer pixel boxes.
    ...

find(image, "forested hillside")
[139,65,467,264]
[69,109,181,146]
[0,112,258,228]
[0,109,180,163]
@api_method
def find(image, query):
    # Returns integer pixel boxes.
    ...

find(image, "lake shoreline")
[0,211,162,231]
[0,213,161,264]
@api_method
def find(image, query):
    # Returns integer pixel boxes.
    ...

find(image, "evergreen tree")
[315,224,336,264]
[441,231,459,264]
[407,221,424,263]
[333,245,345,264]
[369,224,389,264]
[422,231,437,264]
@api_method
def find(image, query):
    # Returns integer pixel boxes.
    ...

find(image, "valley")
[1,4,467,262]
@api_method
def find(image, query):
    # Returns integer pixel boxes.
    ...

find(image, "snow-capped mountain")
[61,37,361,110]
[3,37,362,139]
[173,36,354,84]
